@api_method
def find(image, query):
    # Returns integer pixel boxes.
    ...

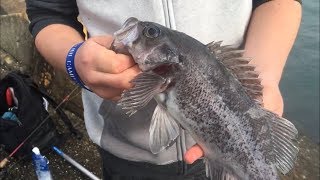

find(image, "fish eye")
[143,26,160,38]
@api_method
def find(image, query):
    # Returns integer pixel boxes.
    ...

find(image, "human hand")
[183,84,284,164]
[74,35,141,100]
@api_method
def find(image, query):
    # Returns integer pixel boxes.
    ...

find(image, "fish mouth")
[111,17,139,54]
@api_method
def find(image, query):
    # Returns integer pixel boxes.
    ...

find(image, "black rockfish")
[112,17,299,180]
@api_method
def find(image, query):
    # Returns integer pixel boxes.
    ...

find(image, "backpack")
[0,71,81,160]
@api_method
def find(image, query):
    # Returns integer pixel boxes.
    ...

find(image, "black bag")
[0,71,80,159]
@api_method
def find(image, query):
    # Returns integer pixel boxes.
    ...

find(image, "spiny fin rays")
[207,41,263,106]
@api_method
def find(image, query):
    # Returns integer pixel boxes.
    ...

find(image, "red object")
[5,88,13,107]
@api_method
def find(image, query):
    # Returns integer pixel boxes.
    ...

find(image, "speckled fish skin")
[153,34,279,180]
[112,18,297,180]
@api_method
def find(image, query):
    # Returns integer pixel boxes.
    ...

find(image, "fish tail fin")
[263,110,299,174]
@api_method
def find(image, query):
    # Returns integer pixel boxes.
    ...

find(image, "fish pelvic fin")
[149,104,180,154]
[118,72,169,116]
[204,158,245,180]
[206,41,263,106]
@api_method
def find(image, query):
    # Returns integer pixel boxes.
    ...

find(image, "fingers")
[92,39,135,73]
[94,51,135,74]
[76,39,135,74]
[184,145,204,164]
[111,96,121,101]
[92,86,123,100]
[73,35,141,101]
[81,65,140,100]
[84,65,141,89]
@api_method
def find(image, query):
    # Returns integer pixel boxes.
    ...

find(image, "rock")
[4,55,13,65]
[0,13,35,74]
[0,0,26,15]
[0,48,20,79]
[281,135,319,180]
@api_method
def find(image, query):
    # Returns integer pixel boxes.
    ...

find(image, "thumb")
[184,144,204,164]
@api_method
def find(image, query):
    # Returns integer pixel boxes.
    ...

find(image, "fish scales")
[170,53,277,179]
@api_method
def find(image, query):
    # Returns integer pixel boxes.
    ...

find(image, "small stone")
[4,55,14,65]
[19,66,26,72]
[44,79,51,87]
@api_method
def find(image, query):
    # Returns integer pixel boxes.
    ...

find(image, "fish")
[111,17,299,180]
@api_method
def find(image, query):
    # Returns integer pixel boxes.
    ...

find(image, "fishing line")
[0,86,80,169]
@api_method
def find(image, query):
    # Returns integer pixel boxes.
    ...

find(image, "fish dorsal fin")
[206,41,263,105]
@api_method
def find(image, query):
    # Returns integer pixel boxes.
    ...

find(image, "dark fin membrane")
[149,104,180,154]
[118,72,168,116]
[206,41,263,105]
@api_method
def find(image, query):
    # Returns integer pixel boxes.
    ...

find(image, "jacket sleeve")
[25,0,84,38]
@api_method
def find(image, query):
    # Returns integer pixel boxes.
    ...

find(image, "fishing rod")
[0,86,80,169]
[53,146,101,180]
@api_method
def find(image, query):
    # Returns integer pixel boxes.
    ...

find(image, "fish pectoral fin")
[267,114,299,174]
[149,104,180,154]
[118,72,167,116]
[204,158,243,180]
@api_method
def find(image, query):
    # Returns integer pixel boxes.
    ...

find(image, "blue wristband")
[66,42,92,91]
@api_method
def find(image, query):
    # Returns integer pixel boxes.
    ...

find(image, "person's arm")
[35,24,84,71]
[184,0,302,164]
[244,0,302,116]
[26,0,139,100]
[26,0,85,70]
